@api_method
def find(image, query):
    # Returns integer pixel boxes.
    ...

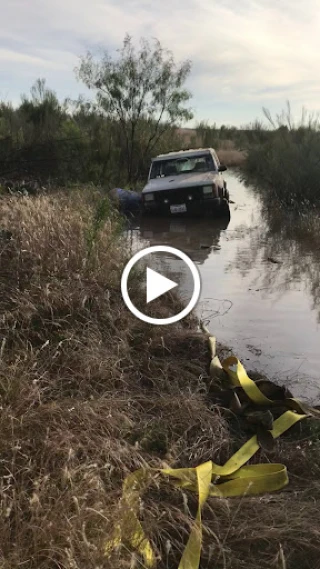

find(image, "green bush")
[243,107,320,208]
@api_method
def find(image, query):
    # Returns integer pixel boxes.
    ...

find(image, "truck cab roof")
[152,148,219,162]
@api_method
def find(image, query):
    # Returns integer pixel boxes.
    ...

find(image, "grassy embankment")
[1,189,320,569]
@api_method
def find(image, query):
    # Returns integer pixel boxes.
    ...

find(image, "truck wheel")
[219,198,230,218]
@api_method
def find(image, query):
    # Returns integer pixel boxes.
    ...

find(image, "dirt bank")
[0,189,319,569]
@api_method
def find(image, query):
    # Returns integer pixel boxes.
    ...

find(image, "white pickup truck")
[141,148,230,217]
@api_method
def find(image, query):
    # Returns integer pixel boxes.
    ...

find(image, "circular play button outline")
[121,245,201,325]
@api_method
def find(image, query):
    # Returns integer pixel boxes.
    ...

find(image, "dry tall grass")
[217,148,247,168]
[176,129,247,167]
[217,140,247,168]
[0,190,319,569]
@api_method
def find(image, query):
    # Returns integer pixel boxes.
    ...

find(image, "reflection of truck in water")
[141,148,230,218]
[138,215,230,265]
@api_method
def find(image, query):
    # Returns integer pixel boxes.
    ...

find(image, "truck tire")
[219,198,230,218]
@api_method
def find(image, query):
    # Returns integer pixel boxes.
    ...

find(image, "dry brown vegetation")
[0,190,319,569]
[176,129,247,168]
[215,139,246,168]
[217,148,247,168]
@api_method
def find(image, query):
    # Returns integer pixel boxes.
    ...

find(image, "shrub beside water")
[244,108,320,208]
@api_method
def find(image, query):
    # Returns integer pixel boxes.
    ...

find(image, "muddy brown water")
[126,172,320,402]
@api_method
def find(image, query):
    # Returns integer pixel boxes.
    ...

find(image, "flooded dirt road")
[127,172,320,401]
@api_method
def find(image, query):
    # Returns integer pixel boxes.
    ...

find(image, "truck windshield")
[149,154,216,179]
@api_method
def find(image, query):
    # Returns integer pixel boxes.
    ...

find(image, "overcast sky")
[1,0,320,126]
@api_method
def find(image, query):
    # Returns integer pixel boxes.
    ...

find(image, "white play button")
[121,245,201,325]
[146,267,177,304]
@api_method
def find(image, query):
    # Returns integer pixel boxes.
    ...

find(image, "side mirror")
[218,164,227,172]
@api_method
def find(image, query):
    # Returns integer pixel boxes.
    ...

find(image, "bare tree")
[76,34,193,183]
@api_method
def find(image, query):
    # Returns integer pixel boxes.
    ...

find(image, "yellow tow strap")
[105,335,309,569]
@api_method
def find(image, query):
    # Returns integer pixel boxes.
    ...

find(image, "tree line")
[0,35,195,188]
[2,34,316,196]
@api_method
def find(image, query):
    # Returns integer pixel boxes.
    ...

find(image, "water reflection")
[228,209,320,321]
[127,172,320,401]
[137,215,230,264]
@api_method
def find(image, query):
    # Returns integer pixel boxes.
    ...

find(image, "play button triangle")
[146,267,178,304]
